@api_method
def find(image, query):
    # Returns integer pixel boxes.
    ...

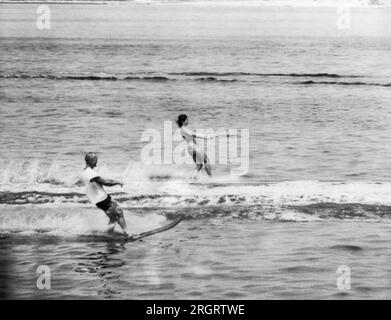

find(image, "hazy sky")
[1,0,391,5]
[1,2,391,38]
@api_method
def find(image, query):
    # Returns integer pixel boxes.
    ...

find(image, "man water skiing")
[80,152,128,235]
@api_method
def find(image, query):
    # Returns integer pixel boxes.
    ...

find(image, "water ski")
[123,215,183,241]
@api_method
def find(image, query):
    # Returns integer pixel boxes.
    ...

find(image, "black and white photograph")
[0,0,391,303]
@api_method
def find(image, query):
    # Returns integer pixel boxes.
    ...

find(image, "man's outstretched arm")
[91,176,123,187]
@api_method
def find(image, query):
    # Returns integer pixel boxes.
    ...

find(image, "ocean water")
[1,3,391,299]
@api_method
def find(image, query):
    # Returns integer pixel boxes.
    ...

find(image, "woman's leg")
[191,148,204,179]
[204,154,212,176]
[192,164,203,179]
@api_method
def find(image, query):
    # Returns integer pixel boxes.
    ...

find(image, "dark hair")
[176,114,188,128]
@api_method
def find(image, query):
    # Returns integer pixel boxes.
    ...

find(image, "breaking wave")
[3,180,391,209]
[2,159,391,209]
[169,72,361,78]
[0,72,365,84]
[297,80,391,88]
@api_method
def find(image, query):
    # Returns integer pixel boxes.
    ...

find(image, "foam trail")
[0,208,169,237]
[3,180,391,208]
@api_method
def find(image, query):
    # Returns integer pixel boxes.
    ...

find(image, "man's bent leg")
[107,201,127,235]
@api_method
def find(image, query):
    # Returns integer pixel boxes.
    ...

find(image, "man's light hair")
[85,152,97,164]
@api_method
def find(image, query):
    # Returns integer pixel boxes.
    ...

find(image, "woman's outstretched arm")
[182,127,212,140]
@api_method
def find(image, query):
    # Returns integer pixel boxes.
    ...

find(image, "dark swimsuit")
[96,195,112,211]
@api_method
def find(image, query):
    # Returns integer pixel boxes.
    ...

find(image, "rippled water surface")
[2,216,391,299]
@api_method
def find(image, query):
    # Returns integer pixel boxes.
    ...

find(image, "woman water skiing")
[176,114,213,179]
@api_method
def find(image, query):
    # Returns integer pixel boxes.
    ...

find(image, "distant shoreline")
[1,0,390,8]
[0,0,112,4]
